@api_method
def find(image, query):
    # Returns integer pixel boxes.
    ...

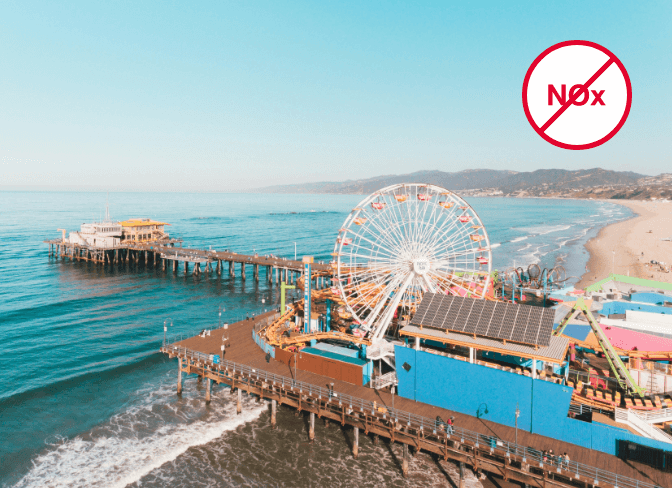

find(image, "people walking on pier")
[563,452,570,469]
[447,416,454,434]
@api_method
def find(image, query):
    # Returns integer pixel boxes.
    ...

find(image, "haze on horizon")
[1,1,670,192]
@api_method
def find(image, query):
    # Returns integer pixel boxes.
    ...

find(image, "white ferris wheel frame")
[333,183,493,342]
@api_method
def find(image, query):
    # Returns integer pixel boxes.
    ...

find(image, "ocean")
[0,192,632,487]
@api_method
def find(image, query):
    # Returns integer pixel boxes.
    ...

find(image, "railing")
[163,342,665,488]
[635,408,672,424]
[615,408,672,444]
[371,371,397,390]
[569,369,622,389]
[568,403,614,417]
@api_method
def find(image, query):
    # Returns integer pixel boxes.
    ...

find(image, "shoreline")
[575,200,672,289]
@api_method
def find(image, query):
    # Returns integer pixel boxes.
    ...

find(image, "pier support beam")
[241,263,246,280]
[275,267,279,284]
[205,376,211,403]
[271,399,277,429]
[254,264,259,281]
[229,261,235,277]
[459,461,465,488]
[216,260,221,275]
[177,358,183,395]
[173,260,178,272]
[372,434,379,445]
[237,388,242,414]
[402,443,409,478]
[309,412,315,441]
[353,426,359,458]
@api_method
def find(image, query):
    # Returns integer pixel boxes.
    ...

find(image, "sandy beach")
[575,200,672,289]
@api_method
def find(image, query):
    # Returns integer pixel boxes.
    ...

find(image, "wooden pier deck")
[164,314,670,488]
[44,238,332,280]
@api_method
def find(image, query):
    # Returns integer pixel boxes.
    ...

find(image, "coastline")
[575,200,672,289]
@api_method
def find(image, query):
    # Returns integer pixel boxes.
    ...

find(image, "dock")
[44,238,332,283]
[160,313,669,488]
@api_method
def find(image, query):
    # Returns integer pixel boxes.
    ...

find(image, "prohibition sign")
[522,40,631,150]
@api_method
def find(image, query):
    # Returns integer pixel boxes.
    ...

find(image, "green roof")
[584,273,672,293]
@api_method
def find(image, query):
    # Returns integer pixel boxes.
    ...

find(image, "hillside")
[253,168,672,200]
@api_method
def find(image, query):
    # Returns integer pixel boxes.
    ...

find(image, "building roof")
[585,273,672,294]
[399,324,570,364]
[120,218,170,228]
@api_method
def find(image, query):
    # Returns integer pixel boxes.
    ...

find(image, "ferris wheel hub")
[412,257,431,276]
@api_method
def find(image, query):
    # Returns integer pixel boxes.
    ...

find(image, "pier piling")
[309,412,315,441]
[353,426,359,458]
[459,461,465,488]
[241,263,246,280]
[237,388,242,414]
[229,261,235,277]
[271,399,277,429]
[402,443,409,478]
[205,376,211,403]
[177,358,183,395]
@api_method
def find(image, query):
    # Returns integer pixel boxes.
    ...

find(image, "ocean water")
[0,192,631,487]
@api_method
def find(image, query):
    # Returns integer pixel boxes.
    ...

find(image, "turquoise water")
[0,192,631,487]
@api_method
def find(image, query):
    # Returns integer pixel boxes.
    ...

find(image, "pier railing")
[163,342,664,488]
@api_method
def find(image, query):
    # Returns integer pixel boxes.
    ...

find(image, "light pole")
[163,318,173,346]
[391,385,395,413]
[515,402,520,446]
[294,242,297,261]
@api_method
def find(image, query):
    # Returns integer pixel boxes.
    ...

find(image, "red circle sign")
[522,40,632,150]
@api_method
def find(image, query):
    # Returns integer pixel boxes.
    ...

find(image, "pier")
[44,238,332,282]
[161,313,669,488]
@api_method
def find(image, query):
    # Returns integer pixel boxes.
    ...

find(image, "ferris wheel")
[333,183,493,342]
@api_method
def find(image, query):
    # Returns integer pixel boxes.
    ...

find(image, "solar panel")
[410,293,554,347]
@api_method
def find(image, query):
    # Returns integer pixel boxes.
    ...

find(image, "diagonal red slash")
[540,57,615,132]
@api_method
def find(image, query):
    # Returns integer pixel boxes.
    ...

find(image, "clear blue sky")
[1,1,670,191]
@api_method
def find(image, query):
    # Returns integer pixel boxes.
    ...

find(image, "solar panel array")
[410,293,554,347]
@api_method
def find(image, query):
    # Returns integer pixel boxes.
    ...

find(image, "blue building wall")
[630,292,671,305]
[600,301,672,315]
[395,346,672,456]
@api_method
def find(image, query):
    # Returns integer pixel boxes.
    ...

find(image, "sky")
[1,1,670,191]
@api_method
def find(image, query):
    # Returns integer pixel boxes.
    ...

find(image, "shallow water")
[0,192,631,486]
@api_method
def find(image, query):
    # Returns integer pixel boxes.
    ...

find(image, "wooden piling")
[177,358,183,395]
[459,461,465,488]
[237,388,242,414]
[205,376,211,403]
[241,263,246,280]
[229,261,235,277]
[309,412,315,441]
[271,399,277,429]
[402,443,409,478]
[254,264,259,281]
[353,426,359,458]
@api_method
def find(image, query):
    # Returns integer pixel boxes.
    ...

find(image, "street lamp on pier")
[163,318,173,347]
[515,402,520,446]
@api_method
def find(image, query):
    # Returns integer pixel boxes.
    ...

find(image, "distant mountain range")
[253,168,672,200]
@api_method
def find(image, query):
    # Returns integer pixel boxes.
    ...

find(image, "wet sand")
[576,200,672,289]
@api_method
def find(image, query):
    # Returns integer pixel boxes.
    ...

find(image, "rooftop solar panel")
[409,293,553,347]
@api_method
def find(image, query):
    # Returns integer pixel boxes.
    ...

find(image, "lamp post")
[163,318,173,346]
[294,242,297,261]
[391,385,395,413]
[515,402,520,446]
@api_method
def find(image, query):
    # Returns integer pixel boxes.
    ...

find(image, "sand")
[575,200,672,289]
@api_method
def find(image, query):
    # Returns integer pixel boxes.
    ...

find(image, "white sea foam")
[517,224,572,236]
[14,384,266,488]
[490,243,501,248]
[510,236,528,243]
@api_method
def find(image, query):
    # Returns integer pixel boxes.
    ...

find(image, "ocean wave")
[13,381,266,488]
[517,224,572,236]
[510,236,528,243]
